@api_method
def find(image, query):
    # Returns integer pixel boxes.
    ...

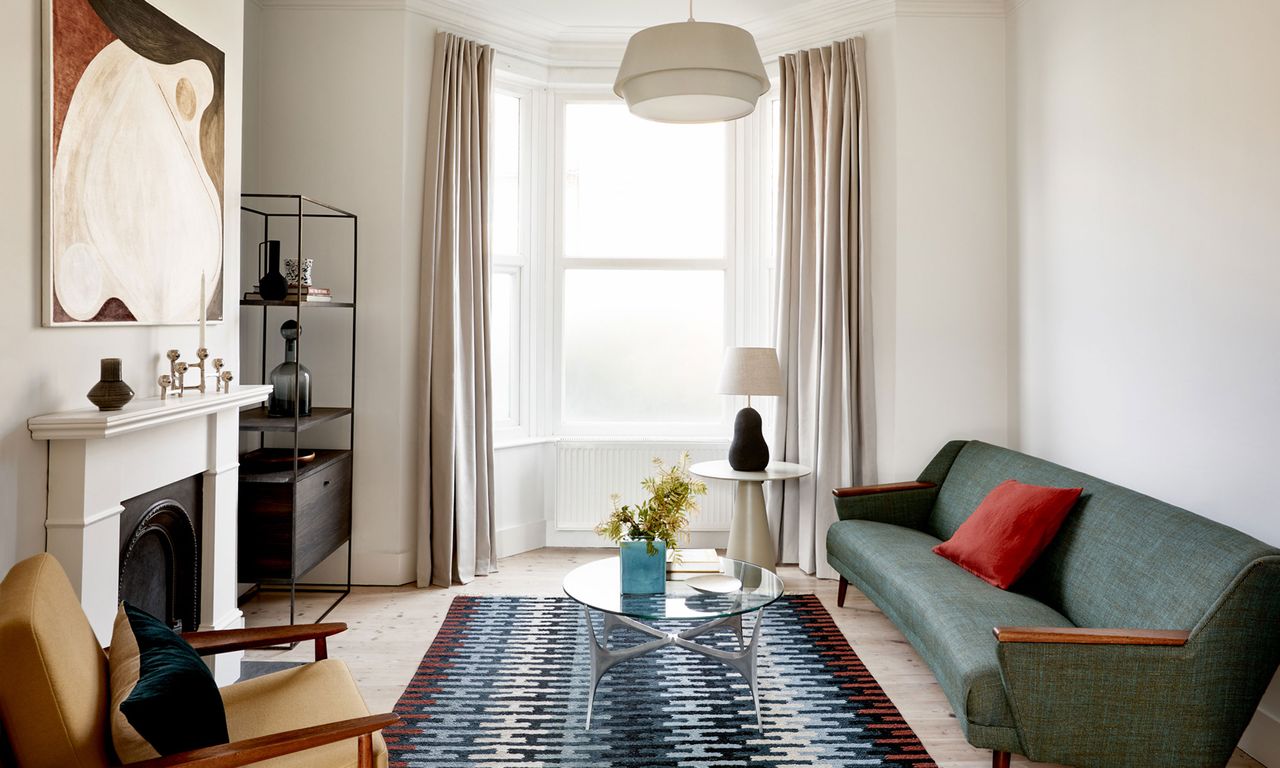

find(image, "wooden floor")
[243,547,1263,768]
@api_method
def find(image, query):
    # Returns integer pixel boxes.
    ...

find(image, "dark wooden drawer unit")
[238,449,352,582]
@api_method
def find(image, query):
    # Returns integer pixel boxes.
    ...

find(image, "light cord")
[688,0,694,21]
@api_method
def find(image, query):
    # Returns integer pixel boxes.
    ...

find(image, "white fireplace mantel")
[29,386,271,685]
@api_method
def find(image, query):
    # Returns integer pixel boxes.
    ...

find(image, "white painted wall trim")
[1241,707,1280,768]
[496,519,547,559]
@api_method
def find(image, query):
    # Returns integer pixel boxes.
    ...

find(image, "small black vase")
[258,240,288,301]
[728,406,770,471]
[87,358,134,411]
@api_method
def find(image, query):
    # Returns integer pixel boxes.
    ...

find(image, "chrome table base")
[581,607,765,730]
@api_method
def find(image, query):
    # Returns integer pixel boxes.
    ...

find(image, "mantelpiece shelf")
[238,448,351,484]
[238,406,352,432]
[239,299,355,309]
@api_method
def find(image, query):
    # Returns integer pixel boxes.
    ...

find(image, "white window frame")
[489,81,536,440]
[550,91,738,438]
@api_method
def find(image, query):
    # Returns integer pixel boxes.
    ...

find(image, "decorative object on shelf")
[595,453,708,594]
[213,358,234,393]
[613,0,767,124]
[284,258,314,287]
[257,240,288,301]
[86,357,134,411]
[44,0,225,326]
[718,347,784,471]
[268,320,312,417]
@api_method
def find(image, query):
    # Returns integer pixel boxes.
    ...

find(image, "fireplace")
[119,475,202,632]
[29,384,272,685]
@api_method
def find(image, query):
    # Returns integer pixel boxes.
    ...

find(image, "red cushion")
[933,479,1082,589]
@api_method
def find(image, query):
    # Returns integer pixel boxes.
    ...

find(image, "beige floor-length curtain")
[768,37,874,579]
[416,32,497,588]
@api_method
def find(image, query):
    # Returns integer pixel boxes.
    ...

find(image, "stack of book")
[666,548,723,574]
[244,285,333,303]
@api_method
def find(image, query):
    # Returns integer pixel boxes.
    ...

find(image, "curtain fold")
[416,32,497,588]
[768,37,874,579]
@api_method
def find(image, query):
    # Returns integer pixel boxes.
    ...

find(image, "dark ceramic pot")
[87,358,134,411]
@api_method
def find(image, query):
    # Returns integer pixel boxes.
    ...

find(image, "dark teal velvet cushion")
[119,603,229,756]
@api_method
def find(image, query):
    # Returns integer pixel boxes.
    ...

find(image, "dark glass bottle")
[268,320,312,416]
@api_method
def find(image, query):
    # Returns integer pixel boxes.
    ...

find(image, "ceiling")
[473,0,803,33]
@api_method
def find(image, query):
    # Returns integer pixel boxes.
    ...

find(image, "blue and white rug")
[385,595,935,767]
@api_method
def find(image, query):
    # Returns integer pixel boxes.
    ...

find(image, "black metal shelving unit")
[238,194,358,633]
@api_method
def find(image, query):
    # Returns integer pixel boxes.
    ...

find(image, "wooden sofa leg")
[992,751,1011,768]
[358,733,373,767]
[837,575,848,607]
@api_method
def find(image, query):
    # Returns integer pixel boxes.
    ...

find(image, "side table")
[690,460,811,572]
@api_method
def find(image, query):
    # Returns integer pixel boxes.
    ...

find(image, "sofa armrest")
[831,481,937,529]
[128,713,398,768]
[993,626,1189,646]
[832,481,936,498]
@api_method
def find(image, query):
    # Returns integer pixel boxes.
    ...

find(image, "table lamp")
[718,347,784,471]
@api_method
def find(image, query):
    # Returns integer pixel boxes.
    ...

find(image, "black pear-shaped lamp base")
[728,406,770,472]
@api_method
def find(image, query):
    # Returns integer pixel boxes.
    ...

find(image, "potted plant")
[595,453,709,594]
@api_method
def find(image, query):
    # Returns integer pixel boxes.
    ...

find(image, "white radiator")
[555,440,733,532]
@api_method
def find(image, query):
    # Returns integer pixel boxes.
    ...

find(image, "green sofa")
[826,440,1280,768]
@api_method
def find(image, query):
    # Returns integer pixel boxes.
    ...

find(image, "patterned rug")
[385,595,936,767]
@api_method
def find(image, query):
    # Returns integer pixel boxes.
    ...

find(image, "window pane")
[492,93,520,257]
[490,271,516,422]
[563,270,723,424]
[564,103,726,260]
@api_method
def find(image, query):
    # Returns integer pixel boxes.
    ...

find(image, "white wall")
[1008,0,1280,761]
[879,13,1009,481]
[0,0,245,577]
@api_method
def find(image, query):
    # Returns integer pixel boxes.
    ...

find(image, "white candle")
[199,270,207,350]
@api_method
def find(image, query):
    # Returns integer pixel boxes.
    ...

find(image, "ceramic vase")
[86,358,134,411]
[258,240,288,301]
[619,539,667,594]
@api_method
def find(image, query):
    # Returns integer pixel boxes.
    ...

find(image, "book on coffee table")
[666,548,722,574]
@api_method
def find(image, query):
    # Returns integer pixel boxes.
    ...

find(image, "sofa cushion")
[828,519,1075,729]
[933,479,1082,589]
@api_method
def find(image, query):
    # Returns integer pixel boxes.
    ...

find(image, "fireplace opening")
[119,475,202,632]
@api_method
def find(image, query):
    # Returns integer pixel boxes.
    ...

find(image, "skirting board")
[497,519,546,558]
[1239,707,1279,767]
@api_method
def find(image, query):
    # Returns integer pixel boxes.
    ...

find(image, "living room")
[1,0,1277,767]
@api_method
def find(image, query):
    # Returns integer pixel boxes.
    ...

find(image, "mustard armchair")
[0,554,397,767]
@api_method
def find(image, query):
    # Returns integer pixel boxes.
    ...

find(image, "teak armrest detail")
[129,713,399,768]
[993,626,1190,646]
[182,622,347,659]
[832,481,936,498]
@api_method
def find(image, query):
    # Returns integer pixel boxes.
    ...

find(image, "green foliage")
[595,452,709,555]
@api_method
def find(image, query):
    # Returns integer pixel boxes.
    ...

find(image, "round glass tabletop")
[563,555,785,621]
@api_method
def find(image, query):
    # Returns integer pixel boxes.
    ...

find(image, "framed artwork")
[43,0,225,326]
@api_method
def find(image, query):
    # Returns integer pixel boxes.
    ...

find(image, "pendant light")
[613,0,768,124]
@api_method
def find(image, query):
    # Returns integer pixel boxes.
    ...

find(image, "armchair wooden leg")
[837,575,848,607]
[358,733,373,768]
[992,751,1011,768]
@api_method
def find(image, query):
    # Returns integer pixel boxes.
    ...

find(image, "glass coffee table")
[563,555,785,729]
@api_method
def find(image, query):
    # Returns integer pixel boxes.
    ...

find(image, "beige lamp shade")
[718,347,783,396]
[613,21,769,124]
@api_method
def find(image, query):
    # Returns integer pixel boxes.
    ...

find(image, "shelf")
[238,448,352,484]
[239,406,353,432]
[240,299,355,308]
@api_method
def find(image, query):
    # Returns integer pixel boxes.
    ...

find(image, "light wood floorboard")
[242,547,1262,768]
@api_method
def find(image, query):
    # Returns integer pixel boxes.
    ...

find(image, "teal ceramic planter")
[619,540,666,594]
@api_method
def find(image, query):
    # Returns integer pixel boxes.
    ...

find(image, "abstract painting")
[44,0,225,325]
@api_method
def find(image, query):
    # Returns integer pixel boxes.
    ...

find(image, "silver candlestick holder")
[159,348,233,399]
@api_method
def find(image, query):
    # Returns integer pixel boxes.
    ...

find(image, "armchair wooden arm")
[181,623,347,660]
[832,481,936,498]
[993,626,1190,646]
[128,713,399,768]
